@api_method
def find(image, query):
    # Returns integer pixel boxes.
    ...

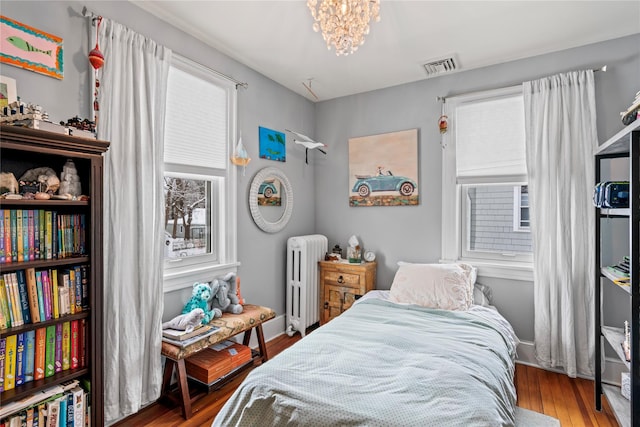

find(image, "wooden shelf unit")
[594,120,639,427]
[0,125,109,426]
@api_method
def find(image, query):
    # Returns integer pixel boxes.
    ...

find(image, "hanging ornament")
[88,16,104,70]
[438,115,448,134]
[88,16,103,126]
[230,133,251,176]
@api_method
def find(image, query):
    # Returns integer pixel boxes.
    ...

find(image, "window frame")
[513,185,530,232]
[162,55,238,292]
[441,85,533,281]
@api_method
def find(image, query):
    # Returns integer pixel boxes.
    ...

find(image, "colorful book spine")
[38,210,45,261]
[16,209,23,262]
[54,323,63,373]
[0,209,4,264]
[24,329,35,382]
[51,211,58,260]
[17,270,32,325]
[26,407,35,427]
[79,318,86,368]
[0,276,9,329]
[8,272,23,326]
[46,399,59,427]
[59,394,68,427]
[3,209,11,264]
[72,387,85,427]
[44,325,56,377]
[22,209,28,262]
[34,209,40,260]
[70,320,79,369]
[0,337,5,392]
[10,209,18,262]
[28,209,35,261]
[15,332,25,386]
[35,271,46,322]
[26,268,41,324]
[45,210,53,260]
[42,270,52,321]
[74,266,82,312]
[4,333,17,391]
[62,321,71,371]
[67,270,76,315]
[3,274,15,327]
[52,269,60,319]
[34,327,46,380]
[57,214,64,258]
[59,286,69,316]
[66,392,74,427]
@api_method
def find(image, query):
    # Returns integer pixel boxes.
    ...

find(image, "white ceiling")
[133,1,640,102]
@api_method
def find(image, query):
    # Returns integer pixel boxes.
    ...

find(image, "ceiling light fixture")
[307,0,381,56]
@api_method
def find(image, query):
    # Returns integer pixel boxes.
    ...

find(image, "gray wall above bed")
[313,33,640,342]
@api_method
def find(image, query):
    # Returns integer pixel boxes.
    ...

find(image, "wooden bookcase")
[594,120,639,427]
[319,260,376,325]
[0,126,109,425]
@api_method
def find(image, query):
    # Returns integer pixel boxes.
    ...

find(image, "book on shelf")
[4,334,17,391]
[15,332,25,386]
[70,320,79,369]
[34,327,46,380]
[10,210,17,262]
[4,209,11,264]
[26,268,41,324]
[16,270,31,325]
[62,321,71,371]
[44,325,56,378]
[162,324,212,341]
[0,209,4,264]
[24,330,35,382]
[54,323,63,373]
[0,337,5,392]
[162,326,220,347]
[16,209,23,262]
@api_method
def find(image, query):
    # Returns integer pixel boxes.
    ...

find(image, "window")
[441,86,533,279]
[163,55,237,290]
[513,185,530,231]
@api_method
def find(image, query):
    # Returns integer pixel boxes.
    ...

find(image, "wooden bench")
[160,304,276,419]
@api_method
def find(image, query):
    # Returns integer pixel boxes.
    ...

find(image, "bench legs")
[160,323,269,419]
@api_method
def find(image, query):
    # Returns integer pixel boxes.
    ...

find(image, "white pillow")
[389,263,473,311]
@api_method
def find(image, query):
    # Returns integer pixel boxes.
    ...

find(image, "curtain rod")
[81,6,248,90]
[436,65,607,103]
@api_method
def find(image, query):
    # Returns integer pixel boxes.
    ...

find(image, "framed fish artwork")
[0,16,63,79]
[259,126,286,162]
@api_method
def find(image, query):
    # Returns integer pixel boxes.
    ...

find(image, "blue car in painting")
[259,180,277,198]
[352,171,416,197]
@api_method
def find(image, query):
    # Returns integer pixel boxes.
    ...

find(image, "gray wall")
[0,1,317,319]
[314,34,640,341]
[2,1,637,343]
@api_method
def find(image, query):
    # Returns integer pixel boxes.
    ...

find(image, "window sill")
[163,261,241,293]
[440,258,534,282]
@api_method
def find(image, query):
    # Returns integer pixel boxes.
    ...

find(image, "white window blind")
[455,94,526,183]
[164,66,228,170]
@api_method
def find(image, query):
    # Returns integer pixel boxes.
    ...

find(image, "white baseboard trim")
[516,340,625,385]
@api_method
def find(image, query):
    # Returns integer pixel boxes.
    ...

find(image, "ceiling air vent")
[423,56,458,77]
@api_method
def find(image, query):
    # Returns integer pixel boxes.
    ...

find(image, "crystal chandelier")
[307,0,381,56]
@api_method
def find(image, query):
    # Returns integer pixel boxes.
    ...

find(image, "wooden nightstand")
[319,260,377,324]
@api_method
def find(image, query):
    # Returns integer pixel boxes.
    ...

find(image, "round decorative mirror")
[249,167,293,233]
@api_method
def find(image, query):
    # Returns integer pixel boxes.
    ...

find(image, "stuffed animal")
[182,282,217,324]
[162,308,205,332]
[210,272,243,315]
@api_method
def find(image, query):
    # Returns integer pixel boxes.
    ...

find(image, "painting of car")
[259,180,278,198]
[351,172,417,197]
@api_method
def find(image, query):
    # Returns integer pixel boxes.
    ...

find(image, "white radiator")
[286,234,328,337]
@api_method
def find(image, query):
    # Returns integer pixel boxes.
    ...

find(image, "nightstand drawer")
[324,271,360,287]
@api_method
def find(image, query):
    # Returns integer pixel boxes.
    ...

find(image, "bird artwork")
[285,129,327,164]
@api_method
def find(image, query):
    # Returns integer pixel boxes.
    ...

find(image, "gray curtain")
[96,17,171,423]
[523,70,596,377]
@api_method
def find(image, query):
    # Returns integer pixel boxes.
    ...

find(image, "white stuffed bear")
[210,272,243,315]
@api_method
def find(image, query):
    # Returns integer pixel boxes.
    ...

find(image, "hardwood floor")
[116,333,620,427]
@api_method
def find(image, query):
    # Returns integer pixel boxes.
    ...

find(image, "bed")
[213,263,519,426]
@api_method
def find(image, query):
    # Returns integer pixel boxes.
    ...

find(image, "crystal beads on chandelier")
[307,0,381,56]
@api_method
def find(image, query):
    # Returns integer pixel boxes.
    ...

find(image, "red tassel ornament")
[89,47,104,70]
